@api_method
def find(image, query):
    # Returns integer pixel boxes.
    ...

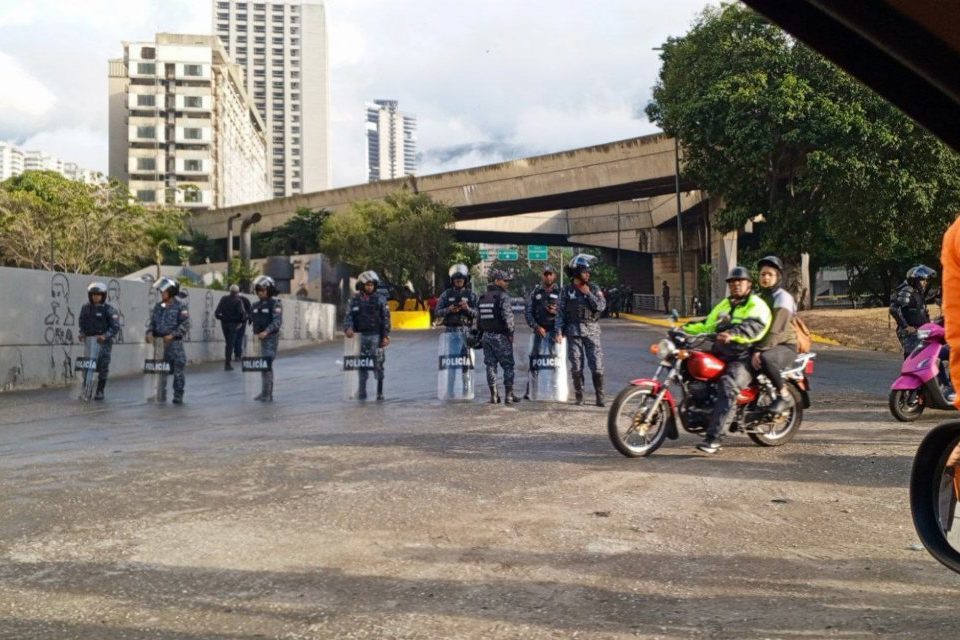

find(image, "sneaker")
[696,439,721,454]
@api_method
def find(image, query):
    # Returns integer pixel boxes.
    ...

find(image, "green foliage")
[647,4,960,303]
[486,246,569,295]
[225,257,260,287]
[257,207,328,256]
[321,190,457,295]
[0,170,185,275]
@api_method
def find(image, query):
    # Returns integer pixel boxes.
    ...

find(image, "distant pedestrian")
[662,280,671,314]
[215,284,247,370]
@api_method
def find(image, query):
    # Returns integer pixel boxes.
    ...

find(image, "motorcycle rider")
[524,264,561,399]
[555,254,606,406]
[890,265,936,357]
[250,275,283,402]
[145,277,191,404]
[478,269,518,404]
[682,266,772,454]
[436,264,479,395]
[77,282,121,400]
[344,270,391,400]
[752,256,798,415]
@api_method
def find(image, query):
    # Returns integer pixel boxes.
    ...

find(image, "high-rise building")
[108,33,269,209]
[0,142,101,184]
[0,142,25,181]
[214,0,331,197]
[365,99,416,182]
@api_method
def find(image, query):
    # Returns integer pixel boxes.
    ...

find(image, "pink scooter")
[890,322,955,421]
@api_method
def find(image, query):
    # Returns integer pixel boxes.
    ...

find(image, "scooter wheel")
[889,389,925,422]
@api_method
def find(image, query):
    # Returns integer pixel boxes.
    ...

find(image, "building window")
[184,96,203,108]
[237,35,247,43]
[254,3,265,9]
[257,102,266,111]
[254,69,265,77]
[254,25,265,33]
[254,58,265,66]
[237,57,247,65]
[291,93,299,100]
[217,12,229,20]
[290,39,299,46]
[136,126,156,139]
[272,70,283,78]
[290,16,298,23]
[141,47,156,59]
[272,91,283,99]
[254,47,265,55]
[184,159,202,171]
[272,81,284,89]
[217,1,229,7]
[291,115,300,123]
[273,26,283,33]
[292,137,300,145]
[290,71,299,79]
[137,190,156,202]
[273,125,283,132]
[236,2,247,8]
[292,148,300,156]
[272,14,284,21]
[254,13,265,22]
[255,35,265,43]
[272,48,284,56]
[292,159,300,166]
[291,103,299,111]
[272,37,283,45]
[290,49,299,57]
[218,23,229,32]
[184,190,202,203]
[183,64,203,77]
[136,157,156,171]
[254,91,265,100]
[183,128,202,140]
[136,94,156,107]
[136,63,156,75]
[254,80,265,88]
[273,136,284,144]
[291,82,299,90]
[292,182,300,189]
[236,12,247,21]
[236,46,247,54]
[290,27,299,35]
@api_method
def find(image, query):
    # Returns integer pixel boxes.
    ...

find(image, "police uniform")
[525,283,560,396]
[146,298,191,402]
[436,285,479,395]
[478,283,516,403]
[556,282,606,404]
[890,281,931,357]
[251,296,283,401]
[344,291,391,399]
[78,301,121,397]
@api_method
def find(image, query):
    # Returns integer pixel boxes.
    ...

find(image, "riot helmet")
[564,253,597,279]
[725,266,753,282]
[87,281,108,304]
[448,263,470,286]
[907,265,936,291]
[154,277,180,298]
[253,275,278,296]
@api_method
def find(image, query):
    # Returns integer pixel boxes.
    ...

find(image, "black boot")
[94,379,106,401]
[376,378,384,401]
[592,372,605,407]
[504,386,520,405]
[489,385,501,404]
[572,373,584,405]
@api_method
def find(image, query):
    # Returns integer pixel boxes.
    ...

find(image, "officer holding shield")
[524,265,560,399]
[344,271,391,400]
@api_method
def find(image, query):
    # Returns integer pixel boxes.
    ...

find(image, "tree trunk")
[782,254,810,310]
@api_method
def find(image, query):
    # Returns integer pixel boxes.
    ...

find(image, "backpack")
[793,315,812,353]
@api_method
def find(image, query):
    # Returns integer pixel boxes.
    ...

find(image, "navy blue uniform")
[344,292,391,397]
[78,302,121,381]
[251,296,282,398]
[146,298,191,401]
[478,284,515,393]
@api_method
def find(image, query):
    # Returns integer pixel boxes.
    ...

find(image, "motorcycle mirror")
[910,420,960,574]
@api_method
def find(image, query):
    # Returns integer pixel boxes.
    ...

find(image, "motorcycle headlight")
[657,338,677,358]
[917,329,931,340]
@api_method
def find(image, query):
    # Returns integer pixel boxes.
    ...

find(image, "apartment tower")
[214,0,331,197]
[365,99,416,182]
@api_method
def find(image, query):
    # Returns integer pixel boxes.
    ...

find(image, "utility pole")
[674,137,686,315]
[616,201,622,287]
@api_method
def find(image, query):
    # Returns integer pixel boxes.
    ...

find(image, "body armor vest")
[478,290,508,333]
[352,295,383,334]
[443,289,471,327]
[251,298,279,333]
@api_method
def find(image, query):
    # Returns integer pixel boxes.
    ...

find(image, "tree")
[257,207,328,256]
[487,246,573,296]
[320,190,457,296]
[646,4,960,306]
[0,171,186,275]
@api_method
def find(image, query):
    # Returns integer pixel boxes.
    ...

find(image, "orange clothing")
[941,216,960,409]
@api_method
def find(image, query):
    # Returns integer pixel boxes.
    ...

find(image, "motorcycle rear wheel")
[748,385,803,446]
[608,385,670,457]
[890,389,925,422]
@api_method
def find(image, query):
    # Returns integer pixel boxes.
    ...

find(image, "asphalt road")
[0,319,958,639]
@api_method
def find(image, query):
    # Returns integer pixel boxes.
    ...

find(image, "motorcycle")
[607,331,816,457]
[889,321,955,421]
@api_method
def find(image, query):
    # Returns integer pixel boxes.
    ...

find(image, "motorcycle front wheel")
[607,385,670,457]
[890,389,925,422]
[748,385,803,446]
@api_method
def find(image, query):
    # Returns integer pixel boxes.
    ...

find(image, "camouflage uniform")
[344,291,391,399]
[478,283,516,402]
[250,296,283,400]
[556,283,606,404]
[146,298,191,402]
[436,285,479,396]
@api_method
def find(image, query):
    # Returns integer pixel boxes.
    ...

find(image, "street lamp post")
[674,137,686,315]
[616,201,621,287]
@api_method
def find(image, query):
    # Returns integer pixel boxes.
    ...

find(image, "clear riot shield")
[73,336,100,402]
[437,331,475,400]
[526,335,568,402]
[243,336,270,399]
[143,340,171,402]
[342,335,380,401]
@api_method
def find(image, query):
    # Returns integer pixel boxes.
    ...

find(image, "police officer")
[683,266,772,454]
[478,269,518,404]
[344,270,391,400]
[890,265,936,357]
[524,264,561,399]
[145,277,191,404]
[250,275,283,402]
[556,254,606,406]
[436,264,479,395]
[78,281,121,400]
[215,284,247,370]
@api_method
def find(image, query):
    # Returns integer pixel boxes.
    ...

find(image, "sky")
[0,0,709,187]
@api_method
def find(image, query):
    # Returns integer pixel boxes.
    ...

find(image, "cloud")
[0,51,57,135]
[17,127,107,171]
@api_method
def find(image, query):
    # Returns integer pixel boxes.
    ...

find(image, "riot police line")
[73,254,608,407]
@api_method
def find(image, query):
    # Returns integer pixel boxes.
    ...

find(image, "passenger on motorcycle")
[752,256,798,415]
[681,266,772,454]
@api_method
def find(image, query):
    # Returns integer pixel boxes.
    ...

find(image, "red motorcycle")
[607,331,816,457]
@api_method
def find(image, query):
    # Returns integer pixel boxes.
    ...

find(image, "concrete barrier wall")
[0,266,336,392]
